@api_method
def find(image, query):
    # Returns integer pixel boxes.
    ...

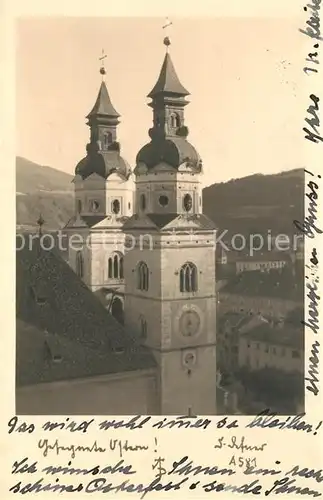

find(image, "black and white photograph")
[16,16,306,416]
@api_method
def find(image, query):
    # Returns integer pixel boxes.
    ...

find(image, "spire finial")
[162,17,173,52]
[99,49,107,80]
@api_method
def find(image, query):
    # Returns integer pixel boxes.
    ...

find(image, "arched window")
[140,315,148,339]
[183,193,193,212]
[137,261,149,291]
[76,251,84,278]
[120,256,124,279]
[140,194,146,211]
[111,297,124,325]
[103,132,112,149]
[77,199,82,213]
[107,252,124,279]
[170,113,180,128]
[112,199,120,214]
[179,262,198,292]
[113,254,118,277]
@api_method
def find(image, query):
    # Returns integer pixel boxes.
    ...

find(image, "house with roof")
[217,311,269,375]
[218,268,303,317]
[238,321,304,373]
[235,251,288,274]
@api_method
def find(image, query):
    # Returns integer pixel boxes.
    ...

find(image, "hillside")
[16,156,73,194]
[16,157,74,230]
[203,169,304,238]
[16,157,304,233]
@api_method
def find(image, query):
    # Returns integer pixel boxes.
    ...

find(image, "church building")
[123,38,217,415]
[17,35,218,415]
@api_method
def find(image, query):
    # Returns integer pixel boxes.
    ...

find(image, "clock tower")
[124,38,217,415]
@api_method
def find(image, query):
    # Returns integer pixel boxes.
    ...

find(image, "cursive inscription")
[303,95,323,144]
[306,340,320,396]
[294,169,322,237]
[38,438,105,459]
[42,418,93,433]
[300,0,322,42]
[214,435,267,454]
[246,409,319,433]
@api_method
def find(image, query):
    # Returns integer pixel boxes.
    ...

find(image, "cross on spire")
[162,17,173,51]
[99,49,107,79]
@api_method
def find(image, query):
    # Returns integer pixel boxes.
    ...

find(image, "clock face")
[179,310,201,337]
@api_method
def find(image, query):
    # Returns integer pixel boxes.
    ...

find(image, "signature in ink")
[214,435,267,454]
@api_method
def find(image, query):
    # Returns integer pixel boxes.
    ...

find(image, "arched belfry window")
[180,262,198,292]
[140,194,146,211]
[103,132,112,149]
[137,261,149,291]
[76,251,84,279]
[170,113,180,128]
[108,252,124,279]
[112,199,120,214]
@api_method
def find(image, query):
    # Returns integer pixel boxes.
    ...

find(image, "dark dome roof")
[75,151,131,180]
[136,137,201,171]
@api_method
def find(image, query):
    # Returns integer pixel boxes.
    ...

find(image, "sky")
[16,16,306,186]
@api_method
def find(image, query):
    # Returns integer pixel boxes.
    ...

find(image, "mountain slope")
[16,156,73,194]
[16,157,74,229]
[16,157,304,234]
[203,169,304,237]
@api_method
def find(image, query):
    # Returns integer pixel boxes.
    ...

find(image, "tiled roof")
[220,268,303,301]
[16,242,156,386]
[148,53,189,98]
[16,320,155,387]
[136,137,201,172]
[218,311,268,334]
[75,151,131,181]
[236,251,290,263]
[241,322,304,349]
[123,213,216,231]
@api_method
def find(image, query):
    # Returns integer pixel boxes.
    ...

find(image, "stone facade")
[17,369,157,415]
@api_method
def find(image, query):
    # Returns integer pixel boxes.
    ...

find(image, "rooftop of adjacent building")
[220,267,303,301]
[240,321,303,349]
[16,241,156,387]
[235,250,291,263]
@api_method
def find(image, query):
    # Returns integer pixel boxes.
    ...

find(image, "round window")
[159,195,169,207]
[112,199,120,214]
[183,194,192,212]
[183,351,196,367]
[140,194,146,210]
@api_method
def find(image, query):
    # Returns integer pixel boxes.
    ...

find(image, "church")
[16,36,220,415]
